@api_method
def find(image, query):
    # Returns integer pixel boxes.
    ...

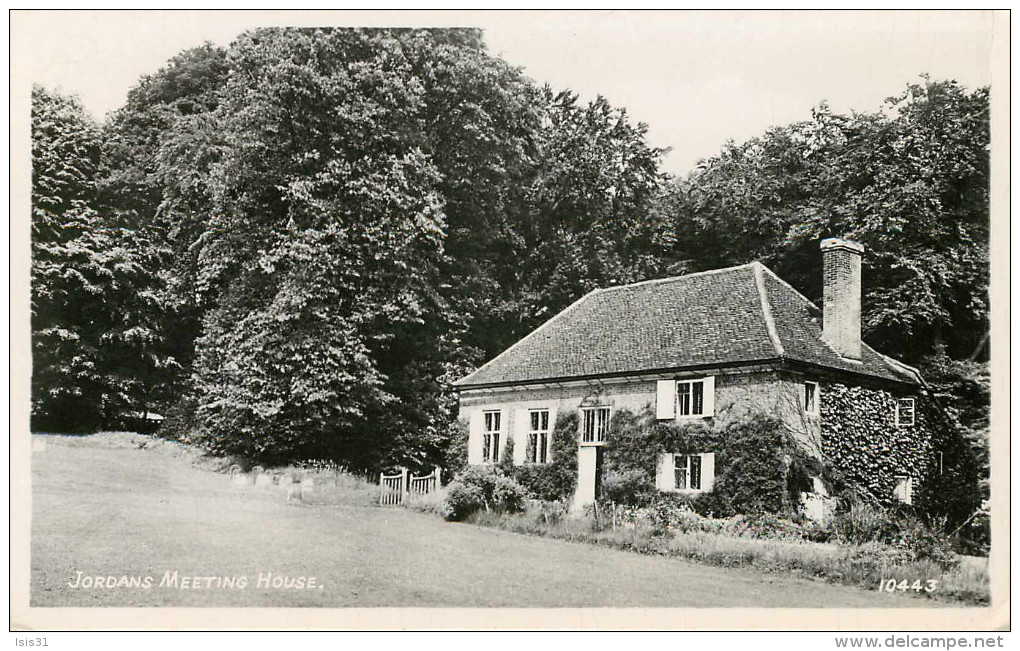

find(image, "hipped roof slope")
[455,262,921,389]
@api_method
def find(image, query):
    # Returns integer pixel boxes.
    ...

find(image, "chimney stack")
[821,238,864,361]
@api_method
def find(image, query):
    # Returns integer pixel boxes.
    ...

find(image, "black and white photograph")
[10,9,1009,634]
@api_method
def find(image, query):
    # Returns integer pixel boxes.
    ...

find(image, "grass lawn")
[32,435,933,608]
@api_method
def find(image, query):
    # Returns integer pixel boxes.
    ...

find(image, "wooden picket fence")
[379,467,441,506]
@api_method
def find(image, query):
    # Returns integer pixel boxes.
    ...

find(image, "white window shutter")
[702,375,716,417]
[656,380,676,420]
[655,453,674,491]
[467,410,483,465]
[701,453,716,492]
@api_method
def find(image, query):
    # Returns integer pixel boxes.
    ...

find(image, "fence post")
[401,467,409,503]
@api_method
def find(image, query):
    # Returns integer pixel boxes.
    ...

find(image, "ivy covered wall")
[819,382,935,505]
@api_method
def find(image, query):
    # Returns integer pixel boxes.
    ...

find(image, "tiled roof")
[455,262,922,389]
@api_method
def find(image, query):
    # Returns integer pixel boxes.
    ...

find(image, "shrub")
[601,407,803,517]
[830,497,895,545]
[442,466,527,521]
[723,513,808,542]
[510,412,578,502]
[887,512,958,568]
[444,479,486,521]
[829,494,958,567]
[601,469,655,506]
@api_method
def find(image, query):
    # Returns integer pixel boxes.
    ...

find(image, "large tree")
[31,86,175,430]
[662,77,989,366]
[145,28,671,469]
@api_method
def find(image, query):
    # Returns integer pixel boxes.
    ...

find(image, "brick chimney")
[821,238,864,361]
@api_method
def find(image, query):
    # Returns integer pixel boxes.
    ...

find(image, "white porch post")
[573,445,598,511]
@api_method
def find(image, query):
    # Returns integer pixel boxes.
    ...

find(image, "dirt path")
[32,438,923,608]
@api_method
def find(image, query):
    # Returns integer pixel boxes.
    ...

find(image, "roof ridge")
[595,262,756,293]
[759,264,852,361]
[751,261,785,358]
[453,288,601,387]
[757,264,820,310]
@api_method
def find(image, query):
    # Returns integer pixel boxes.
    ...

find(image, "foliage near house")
[509,412,579,502]
[820,383,936,503]
[595,408,814,517]
[820,382,985,552]
[443,466,528,521]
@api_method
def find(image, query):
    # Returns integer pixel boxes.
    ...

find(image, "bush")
[601,469,655,506]
[829,494,958,567]
[442,466,527,521]
[830,497,895,545]
[444,480,486,521]
[510,412,578,502]
[601,407,803,517]
[723,513,808,542]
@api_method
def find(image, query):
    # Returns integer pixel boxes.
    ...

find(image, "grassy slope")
[33,437,930,608]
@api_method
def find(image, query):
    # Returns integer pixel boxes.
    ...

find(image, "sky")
[13,9,996,176]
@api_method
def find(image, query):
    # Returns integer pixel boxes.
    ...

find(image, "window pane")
[690,455,702,490]
[539,432,548,463]
[494,413,501,431]
[898,399,915,425]
[583,410,594,442]
[541,411,549,431]
[692,381,704,415]
[527,433,537,463]
[804,383,814,411]
[492,433,500,463]
[674,455,687,489]
[483,434,491,462]
[485,413,492,431]
[678,383,691,415]
[530,411,540,431]
[598,408,610,441]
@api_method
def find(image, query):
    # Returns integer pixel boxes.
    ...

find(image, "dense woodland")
[30,28,990,489]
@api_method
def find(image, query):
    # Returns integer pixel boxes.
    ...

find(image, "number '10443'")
[879,578,938,593]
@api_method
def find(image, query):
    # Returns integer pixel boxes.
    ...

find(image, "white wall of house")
[458,369,823,508]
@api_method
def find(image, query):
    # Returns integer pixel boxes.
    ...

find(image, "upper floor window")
[804,381,819,415]
[895,398,915,427]
[656,376,715,420]
[526,409,551,464]
[581,406,611,445]
[482,410,501,463]
[677,379,705,417]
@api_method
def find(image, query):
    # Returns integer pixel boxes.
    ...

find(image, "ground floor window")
[581,406,611,445]
[526,409,551,463]
[893,475,913,505]
[656,452,715,493]
[674,454,702,490]
[482,410,501,464]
